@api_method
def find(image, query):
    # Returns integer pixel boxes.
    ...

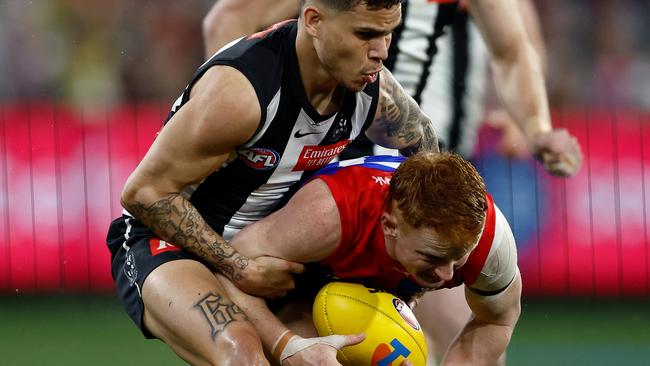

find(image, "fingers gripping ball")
[313,282,427,366]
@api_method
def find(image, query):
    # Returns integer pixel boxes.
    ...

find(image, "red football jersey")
[312,156,495,297]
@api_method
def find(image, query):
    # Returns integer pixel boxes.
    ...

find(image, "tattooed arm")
[121,66,303,298]
[365,67,439,156]
[219,177,364,365]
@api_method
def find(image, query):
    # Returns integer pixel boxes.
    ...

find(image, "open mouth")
[362,71,379,84]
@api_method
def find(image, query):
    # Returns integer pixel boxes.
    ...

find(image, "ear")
[381,211,398,238]
[302,5,323,37]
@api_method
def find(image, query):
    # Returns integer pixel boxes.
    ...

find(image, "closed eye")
[354,28,392,41]
[416,250,445,264]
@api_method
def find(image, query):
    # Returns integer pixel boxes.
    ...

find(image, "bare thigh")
[142,259,268,366]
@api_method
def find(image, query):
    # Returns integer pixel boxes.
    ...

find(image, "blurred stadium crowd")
[0,0,649,109]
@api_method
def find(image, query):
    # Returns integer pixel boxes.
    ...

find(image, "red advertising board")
[0,103,648,297]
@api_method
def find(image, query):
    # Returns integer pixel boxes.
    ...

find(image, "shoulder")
[313,156,401,195]
[468,203,519,295]
[213,19,295,58]
[214,21,294,105]
[178,65,261,149]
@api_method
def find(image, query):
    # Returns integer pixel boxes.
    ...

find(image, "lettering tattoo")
[123,193,248,281]
[195,292,248,339]
[376,70,439,156]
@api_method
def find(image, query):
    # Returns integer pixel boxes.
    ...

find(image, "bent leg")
[142,259,268,366]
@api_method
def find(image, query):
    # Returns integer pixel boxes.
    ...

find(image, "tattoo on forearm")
[123,194,248,281]
[378,71,439,155]
[195,292,248,339]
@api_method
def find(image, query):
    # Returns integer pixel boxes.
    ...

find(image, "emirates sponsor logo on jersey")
[239,148,281,170]
[149,238,181,256]
[293,140,350,171]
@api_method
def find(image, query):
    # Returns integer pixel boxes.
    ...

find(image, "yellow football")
[312,282,427,366]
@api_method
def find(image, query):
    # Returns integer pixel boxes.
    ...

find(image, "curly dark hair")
[300,0,403,11]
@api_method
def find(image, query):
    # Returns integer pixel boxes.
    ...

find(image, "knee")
[207,321,268,366]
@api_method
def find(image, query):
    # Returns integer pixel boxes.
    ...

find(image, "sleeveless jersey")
[163,21,380,240]
[312,155,497,299]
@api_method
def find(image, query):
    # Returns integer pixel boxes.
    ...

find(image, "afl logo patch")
[239,148,280,170]
[392,298,421,330]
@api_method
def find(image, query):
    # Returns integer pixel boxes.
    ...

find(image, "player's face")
[314,3,401,91]
[390,222,476,290]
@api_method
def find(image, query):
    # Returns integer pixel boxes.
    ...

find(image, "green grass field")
[0,295,648,365]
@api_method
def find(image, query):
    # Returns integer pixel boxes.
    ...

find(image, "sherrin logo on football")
[312,282,427,366]
[392,298,421,331]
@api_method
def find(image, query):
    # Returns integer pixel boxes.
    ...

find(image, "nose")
[368,34,390,62]
[433,263,454,282]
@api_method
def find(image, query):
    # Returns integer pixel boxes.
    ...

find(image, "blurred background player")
[202,0,581,364]
[203,0,300,59]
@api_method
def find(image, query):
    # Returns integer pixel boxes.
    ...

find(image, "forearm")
[442,318,514,366]
[216,273,296,363]
[490,44,551,142]
[227,287,290,352]
[121,192,248,281]
[445,269,522,365]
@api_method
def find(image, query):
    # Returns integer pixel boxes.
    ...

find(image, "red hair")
[388,152,487,252]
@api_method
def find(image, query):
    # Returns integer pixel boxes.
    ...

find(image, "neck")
[295,25,343,115]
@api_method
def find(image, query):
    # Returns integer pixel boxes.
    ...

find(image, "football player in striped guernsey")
[108,1,441,364]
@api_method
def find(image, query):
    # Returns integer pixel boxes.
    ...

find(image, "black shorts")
[107,215,337,337]
[106,214,202,338]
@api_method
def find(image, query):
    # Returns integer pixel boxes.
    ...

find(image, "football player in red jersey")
[220,152,521,365]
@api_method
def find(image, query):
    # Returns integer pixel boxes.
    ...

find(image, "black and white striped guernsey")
[164,20,380,240]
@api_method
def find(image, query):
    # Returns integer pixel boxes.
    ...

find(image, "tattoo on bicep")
[377,73,439,155]
[195,292,248,339]
[399,123,439,156]
[123,194,249,280]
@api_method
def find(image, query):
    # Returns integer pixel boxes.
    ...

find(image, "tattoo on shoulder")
[377,71,439,156]
[123,194,249,280]
[195,292,249,339]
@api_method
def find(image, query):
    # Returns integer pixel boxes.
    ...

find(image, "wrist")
[523,117,551,143]
[272,330,298,363]
[208,236,250,278]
